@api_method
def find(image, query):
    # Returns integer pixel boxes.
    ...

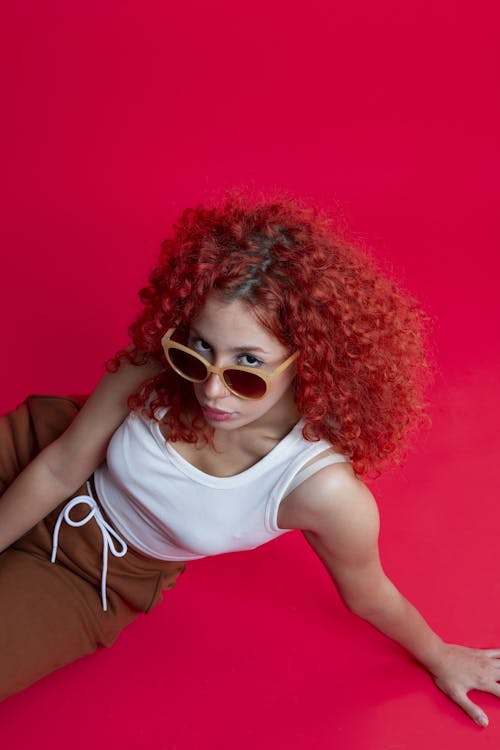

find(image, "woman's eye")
[239,354,263,368]
[191,338,212,354]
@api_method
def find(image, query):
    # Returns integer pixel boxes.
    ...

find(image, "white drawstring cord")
[51,481,128,612]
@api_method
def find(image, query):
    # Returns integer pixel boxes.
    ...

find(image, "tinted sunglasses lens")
[169,348,208,381]
[224,369,267,398]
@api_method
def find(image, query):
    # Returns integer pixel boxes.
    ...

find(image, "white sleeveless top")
[93,409,349,561]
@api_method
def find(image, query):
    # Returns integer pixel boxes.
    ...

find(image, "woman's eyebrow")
[189,329,269,355]
[229,345,269,354]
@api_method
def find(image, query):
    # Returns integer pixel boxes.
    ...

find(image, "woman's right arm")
[0,357,163,553]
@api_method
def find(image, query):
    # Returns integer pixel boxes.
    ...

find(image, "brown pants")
[0,395,186,701]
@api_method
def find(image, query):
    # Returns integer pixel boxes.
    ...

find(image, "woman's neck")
[212,395,299,452]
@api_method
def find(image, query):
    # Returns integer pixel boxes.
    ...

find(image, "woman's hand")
[431,644,500,727]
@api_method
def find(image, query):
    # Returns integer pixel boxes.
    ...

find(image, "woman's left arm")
[292,466,500,728]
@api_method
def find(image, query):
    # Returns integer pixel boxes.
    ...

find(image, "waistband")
[45,474,187,615]
[51,480,128,612]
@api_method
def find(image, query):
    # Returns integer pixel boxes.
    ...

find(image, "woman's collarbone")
[169,436,276,478]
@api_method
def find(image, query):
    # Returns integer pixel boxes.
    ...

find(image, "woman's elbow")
[336,574,401,620]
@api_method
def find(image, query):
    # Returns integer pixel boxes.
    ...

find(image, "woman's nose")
[203,371,230,399]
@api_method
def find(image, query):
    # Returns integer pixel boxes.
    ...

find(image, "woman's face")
[187,293,298,433]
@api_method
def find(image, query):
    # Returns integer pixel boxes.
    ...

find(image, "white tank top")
[93,409,349,561]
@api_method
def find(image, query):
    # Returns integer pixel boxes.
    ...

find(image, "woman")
[1,190,499,725]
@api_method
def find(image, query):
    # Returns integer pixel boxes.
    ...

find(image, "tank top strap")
[284,454,349,497]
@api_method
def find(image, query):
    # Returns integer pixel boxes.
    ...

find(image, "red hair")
[108,189,433,476]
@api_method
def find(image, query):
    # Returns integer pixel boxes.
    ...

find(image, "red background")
[1,1,499,748]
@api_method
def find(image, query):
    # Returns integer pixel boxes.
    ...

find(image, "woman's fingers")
[452,692,489,728]
[432,645,500,727]
[435,679,489,728]
[488,683,500,699]
[484,649,500,658]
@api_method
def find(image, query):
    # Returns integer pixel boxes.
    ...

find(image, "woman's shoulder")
[60,355,163,448]
[98,355,164,408]
[278,457,375,532]
[37,356,164,487]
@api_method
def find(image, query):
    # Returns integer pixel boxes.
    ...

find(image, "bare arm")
[288,465,500,728]
[0,356,162,552]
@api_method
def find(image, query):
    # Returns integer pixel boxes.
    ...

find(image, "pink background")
[1,1,499,748]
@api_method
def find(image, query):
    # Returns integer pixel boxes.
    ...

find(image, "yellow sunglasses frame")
[161,327,298,400]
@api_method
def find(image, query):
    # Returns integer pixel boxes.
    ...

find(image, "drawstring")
[51,481,128,612]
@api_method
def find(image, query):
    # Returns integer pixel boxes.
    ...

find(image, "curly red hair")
[108,188,433,476]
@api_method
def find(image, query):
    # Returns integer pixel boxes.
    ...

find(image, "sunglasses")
[161,327,298,400]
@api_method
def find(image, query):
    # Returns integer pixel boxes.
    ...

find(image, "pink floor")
[1,352,499,748]
[1,1,500,747]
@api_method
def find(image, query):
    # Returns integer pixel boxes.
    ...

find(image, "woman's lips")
[201,404,234,422]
